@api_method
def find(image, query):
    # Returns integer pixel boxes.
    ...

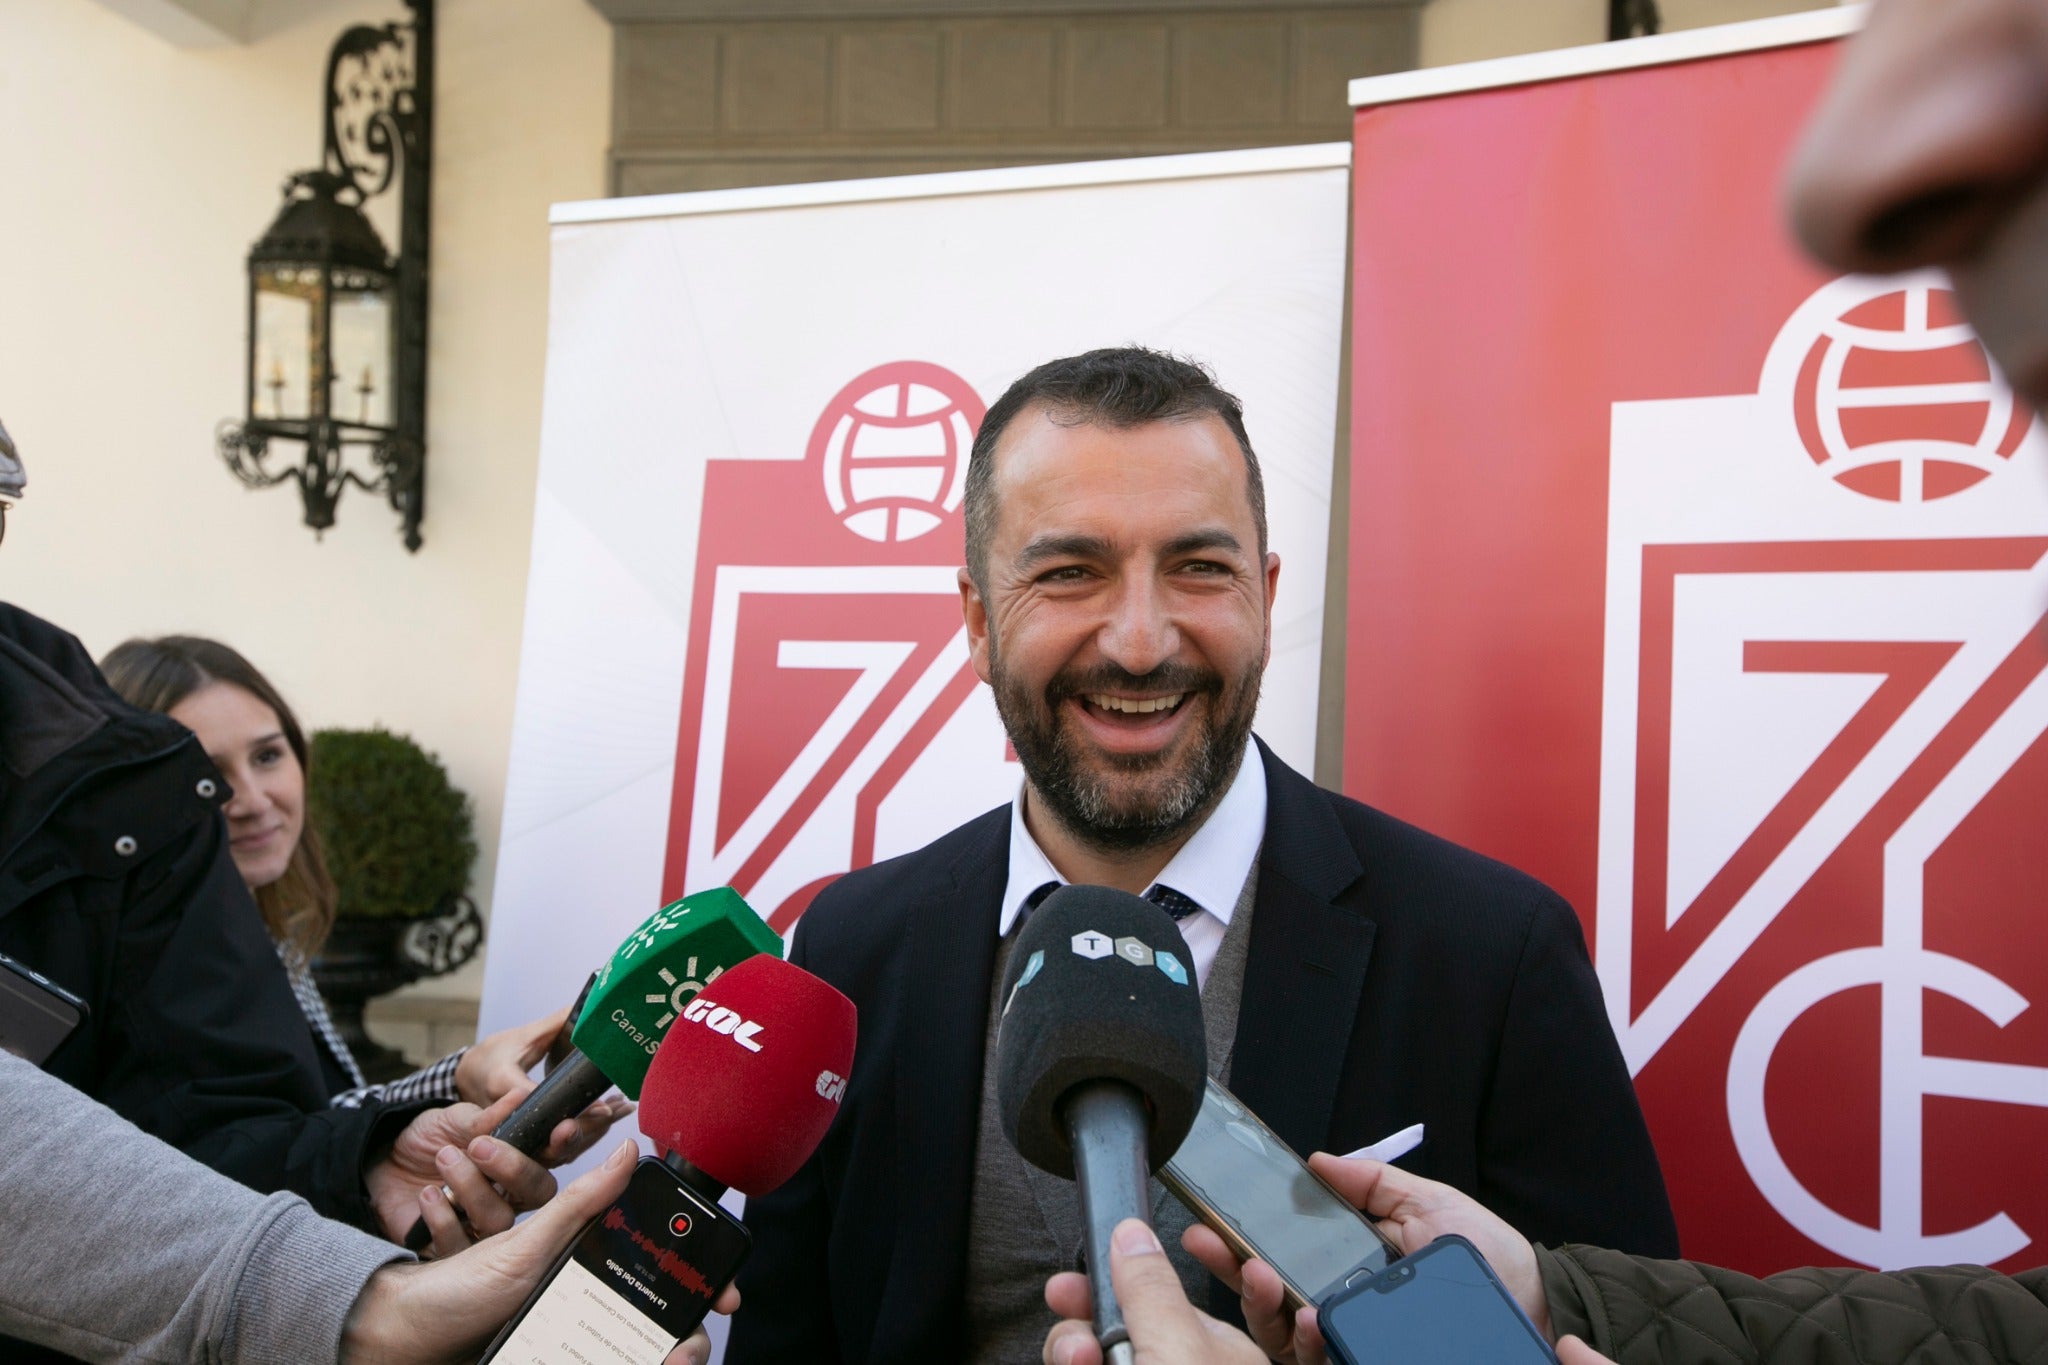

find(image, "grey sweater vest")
[962,858,1261,1363]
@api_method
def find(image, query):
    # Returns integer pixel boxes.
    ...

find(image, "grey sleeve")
[0,1053,408,1365]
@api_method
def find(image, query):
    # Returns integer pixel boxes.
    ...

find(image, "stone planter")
[312,894,482,1084]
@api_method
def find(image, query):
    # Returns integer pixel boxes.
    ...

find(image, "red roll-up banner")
[1346,14,2048,1275]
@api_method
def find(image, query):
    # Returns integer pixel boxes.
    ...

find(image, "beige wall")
[0,0,609,1009]
[1421,0,1603,65]
[605,4,1423,197]
[1420,0,1838,66]
[1660,0,1841,31]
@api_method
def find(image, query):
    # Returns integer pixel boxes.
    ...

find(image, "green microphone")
[561,887,783,1099]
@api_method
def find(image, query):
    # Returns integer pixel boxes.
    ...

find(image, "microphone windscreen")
[638,955,856,1196]
[995,884,1206,1179]
[569,887,783,1099]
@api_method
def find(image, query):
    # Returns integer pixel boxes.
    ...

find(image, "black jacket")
[729,740,1677,1363]
[0,603,407,1230]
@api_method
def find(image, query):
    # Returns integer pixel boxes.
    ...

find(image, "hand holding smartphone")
[1317,1234,1558,1365]
[1161,1078,1402,1314]
[479,1156,748,1365]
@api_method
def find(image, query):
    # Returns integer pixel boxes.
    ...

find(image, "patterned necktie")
[1146,883,1202,922]
[1018,880,1201,924]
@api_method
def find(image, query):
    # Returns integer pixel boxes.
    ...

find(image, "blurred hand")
[1556,1336,1616,1365]
[451,1004,636,1165]
[537,1093,636,1168]
[1180,1154,1546,1364]
[341,1137,740,1365]
[454,1007,569,1107]
[368,1090,557,1249]
[1043,1219,1266,1365]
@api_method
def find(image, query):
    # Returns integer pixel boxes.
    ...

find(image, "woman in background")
[102,635,611,1117]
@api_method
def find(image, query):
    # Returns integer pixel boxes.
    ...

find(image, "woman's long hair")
[100,636,337,960]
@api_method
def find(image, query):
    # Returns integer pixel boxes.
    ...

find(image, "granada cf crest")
[1601,271,2048,1272]
[661,362,1013,932]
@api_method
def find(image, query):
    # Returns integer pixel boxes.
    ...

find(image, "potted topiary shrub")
[308,726,483,1081]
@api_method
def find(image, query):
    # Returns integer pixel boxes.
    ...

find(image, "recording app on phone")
[482,1157,748,1365]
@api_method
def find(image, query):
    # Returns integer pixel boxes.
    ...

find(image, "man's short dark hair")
[962,347,1267,594]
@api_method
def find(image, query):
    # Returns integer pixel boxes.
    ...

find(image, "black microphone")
[995,885,1207,1365]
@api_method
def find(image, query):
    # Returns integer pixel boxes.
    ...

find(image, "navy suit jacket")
[728,741,1676,1363]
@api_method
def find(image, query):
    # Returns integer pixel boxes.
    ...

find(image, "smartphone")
[0,952,86,1064]
[1161,1078,1402,1313]
[480,1157,750,1365]
[1317,1234,1557,1365]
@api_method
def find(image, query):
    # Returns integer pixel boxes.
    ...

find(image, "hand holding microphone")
[996,885,1207,1365]
[493,887,784,1150]
[1042,1219,1269,1365]
[406,887,784,1252]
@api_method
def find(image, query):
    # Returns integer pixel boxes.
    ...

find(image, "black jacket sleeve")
[1542,1244,2048,1364]
[75,807,409,1231]
[1477,892,1679,1259]
[725,914,846,1365]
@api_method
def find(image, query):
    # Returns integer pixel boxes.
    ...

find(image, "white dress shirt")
[997,738,1266,990]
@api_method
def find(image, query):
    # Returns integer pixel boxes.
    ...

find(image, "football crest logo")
[1601,271,2048,1271]
[661,363,1011,933]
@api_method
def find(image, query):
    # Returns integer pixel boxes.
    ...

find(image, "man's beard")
[990,649,1261,854]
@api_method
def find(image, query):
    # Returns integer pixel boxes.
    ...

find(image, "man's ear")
[959,567,994,683]
[1261,552,1280,668]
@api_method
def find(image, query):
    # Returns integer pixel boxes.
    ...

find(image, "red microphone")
[639,953,857,1197]
[478,956,856,1364]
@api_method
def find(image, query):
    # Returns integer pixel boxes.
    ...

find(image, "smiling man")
[726,348,1675,1365]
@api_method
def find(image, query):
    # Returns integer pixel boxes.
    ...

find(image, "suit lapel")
[873,810,1007,1358]
[1227,742,1377,1157]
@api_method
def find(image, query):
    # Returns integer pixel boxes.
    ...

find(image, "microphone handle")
[493,1049,614,1151]
[400,1050,614,1252]
[1064,1079,1151,1365]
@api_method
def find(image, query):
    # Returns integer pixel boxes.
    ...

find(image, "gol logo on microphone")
[1070,930,1189,986]
[816,1069,847,1102]
[680,995,764,1052]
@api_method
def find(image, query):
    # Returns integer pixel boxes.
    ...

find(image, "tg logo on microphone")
[1070,930,1190,986]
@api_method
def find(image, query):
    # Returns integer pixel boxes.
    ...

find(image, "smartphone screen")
[0,953,85,1064]
[1318,1234,1556,1365]
[1162,1078,1399,1307]
[482,1157,749,1365]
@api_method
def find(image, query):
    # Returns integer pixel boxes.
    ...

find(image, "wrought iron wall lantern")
[1610,0,1662,40]
[219,0,433,552]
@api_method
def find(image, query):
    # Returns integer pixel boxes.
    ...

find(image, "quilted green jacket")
[1541,1245,2048,1364]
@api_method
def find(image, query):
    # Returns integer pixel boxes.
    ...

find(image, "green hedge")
[309,726,476,920]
